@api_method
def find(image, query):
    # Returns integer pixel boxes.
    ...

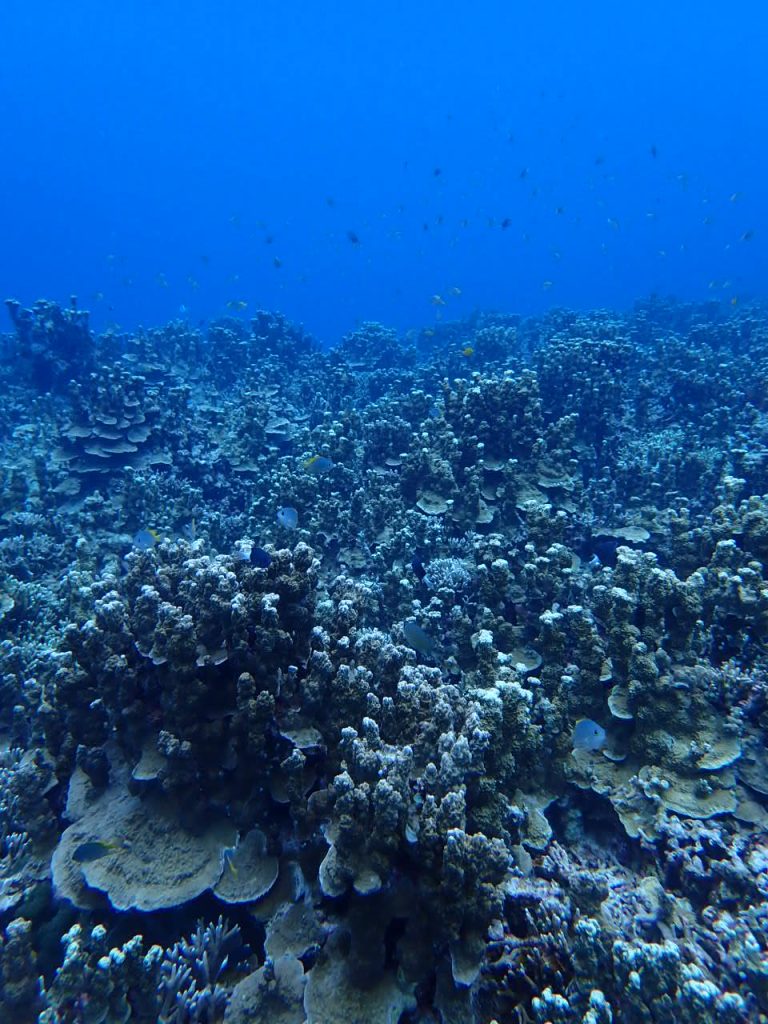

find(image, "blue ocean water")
[1,0,765,343]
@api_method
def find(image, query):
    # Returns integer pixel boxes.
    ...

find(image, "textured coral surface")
[0,298,767,1023]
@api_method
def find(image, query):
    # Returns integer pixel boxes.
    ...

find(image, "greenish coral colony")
[0,296,767,1022]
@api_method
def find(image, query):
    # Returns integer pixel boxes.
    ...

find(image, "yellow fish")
[303,455,334,474]
[462,346,474,358]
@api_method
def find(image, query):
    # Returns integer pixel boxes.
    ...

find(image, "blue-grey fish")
[403,619,437,658]
[133,528,160,551]
[572,719,606,751]
[277,506,298,529]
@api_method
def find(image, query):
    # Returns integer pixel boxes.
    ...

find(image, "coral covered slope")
[1,297,767,1023]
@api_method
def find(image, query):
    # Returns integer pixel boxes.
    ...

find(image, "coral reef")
[1,296,767,1022]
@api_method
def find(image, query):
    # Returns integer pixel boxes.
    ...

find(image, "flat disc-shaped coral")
[279,725,324,750]
[641,766,737,819]
[737,731,768,794]
[734,787,768,829]
[608,685,633,720]
[449,930,486,987]
[696,730,742,771]
[508,646,542,674]
[52,785,136,910]
[249,860,306,923]
[416,490,450,515]
[57,792,237,911]
[318,843,350,897]
[595,525,650,543]
[213,827,278,904]
[265,899,325,961]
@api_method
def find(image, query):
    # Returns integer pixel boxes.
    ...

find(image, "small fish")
[133,528,160,551]
[501,218,512,230]
[411,553,427,582]
[273,257,283,268]
[277,506,298,529]
[156,273,169,288]
[250,546,273,569]
[303,455,334,475]
[650,144,658,158]
[402,619,437,658]
[72,839,125,864]
[222,846,239,876]
[226,300,248,311]
[462,345,474,358]
[346,230,361,245]
[572,719,606,752]
[431,294,446,306]
[740,230,754,242]
[433,167,442,177]
[449,286,462,296]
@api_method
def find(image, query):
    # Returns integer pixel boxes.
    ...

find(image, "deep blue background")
[1,1,765,344]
